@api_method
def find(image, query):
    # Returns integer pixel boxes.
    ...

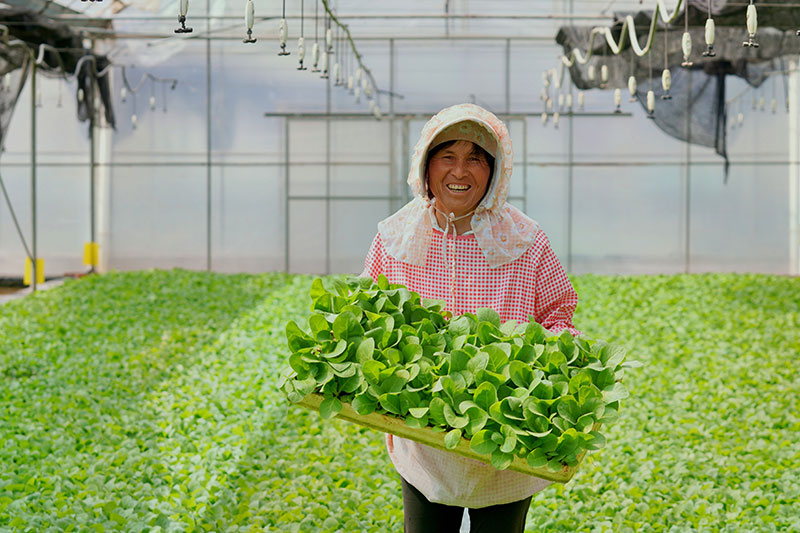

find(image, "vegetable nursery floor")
[0,270,798,532]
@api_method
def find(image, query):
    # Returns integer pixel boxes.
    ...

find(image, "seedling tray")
[296,393,592,483]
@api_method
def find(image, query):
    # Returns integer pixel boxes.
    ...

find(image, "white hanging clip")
[743,1,759,47]
[131,113,138,129]
[320,50,329,78]
[77,88,84,103]
[600,64,609,88]
[175,0,192,33]
[614,88,622,113]
[541,111,548,126]
[278,19,290,55]
[326,27,333,52]
[646,89,655,119]
[703,18,716,57]
[120,87,127,103]
[628,75,638,102]
[348,75,354,93]
[297,37,307,70]
[557,93,564,108]
[150,95,156,110]
[553,111,560,129]
[578,90,585,111]
[587,65,596,82]
[354,85,361,104]
[681,31,693,67]
[311,42,320,72]
[566,93,573,111]
[661,69,672,100]
[243,0,256,43]
[333,61,341,86]
[371,100,382,120]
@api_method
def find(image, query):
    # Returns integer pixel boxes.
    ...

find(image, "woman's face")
[426,140,492,217]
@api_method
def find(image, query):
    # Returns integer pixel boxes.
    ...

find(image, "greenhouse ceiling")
[1,0,675,41]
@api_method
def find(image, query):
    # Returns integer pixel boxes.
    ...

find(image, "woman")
[361,103,579,532]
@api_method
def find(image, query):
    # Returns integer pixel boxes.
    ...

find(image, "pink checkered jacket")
[361,227,580,508]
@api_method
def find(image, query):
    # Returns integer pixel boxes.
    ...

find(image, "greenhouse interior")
[0,0,798,531]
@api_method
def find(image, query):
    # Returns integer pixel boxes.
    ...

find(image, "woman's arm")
[530,232,581,336]
[360,233,385,280]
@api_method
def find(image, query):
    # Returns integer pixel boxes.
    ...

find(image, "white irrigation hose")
[560,0,686,66]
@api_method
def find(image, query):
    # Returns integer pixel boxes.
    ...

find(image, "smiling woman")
[360,103,581,532]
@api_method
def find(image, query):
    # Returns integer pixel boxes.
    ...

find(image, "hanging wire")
[312,0,320,72]
[297,0,307,69]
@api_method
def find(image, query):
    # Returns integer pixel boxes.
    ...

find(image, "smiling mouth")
[447,184,471,191]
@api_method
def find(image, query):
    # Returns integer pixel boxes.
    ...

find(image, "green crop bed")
[0,270,798,532]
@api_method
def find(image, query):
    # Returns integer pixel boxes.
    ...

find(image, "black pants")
[401,477,532,533]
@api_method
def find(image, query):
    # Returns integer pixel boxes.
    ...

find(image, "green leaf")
[557,396,581,425]
[377,274,389,290]
[408,407,429,418]
[526,448,549,468]
[352,394,378,415]
[474,382,497,412]
[356,337,375,363]
[320,339,347,359]
[476,308,501,327]
[443,403,469,429]
[362,359,386,384]
[332,311,364,341]
[379,393,403,415]
[448,316,473,337]
[429,397,448,426]
[444,429,462,450]
[586,431,607,451]
[469,429,498,455]
[602,382,629,403]
[508,360,534,388]
[490,449,514,470]
[319,397,342,419]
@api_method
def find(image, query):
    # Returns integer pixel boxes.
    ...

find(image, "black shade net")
[556,1,800,175]
[0,7,115,151]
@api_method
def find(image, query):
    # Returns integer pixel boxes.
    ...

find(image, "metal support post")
[31,60,38,291]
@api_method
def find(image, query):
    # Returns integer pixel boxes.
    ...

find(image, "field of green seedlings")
[1,270,798,532]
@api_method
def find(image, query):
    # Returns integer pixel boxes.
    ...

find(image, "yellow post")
[83,242,99,266]
[24,257,45,286]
